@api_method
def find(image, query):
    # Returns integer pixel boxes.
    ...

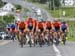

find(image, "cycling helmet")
[10,23,16,29]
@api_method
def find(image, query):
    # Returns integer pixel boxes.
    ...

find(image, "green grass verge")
[67,21,75,41]
[31,2,75,18]
[49,7,75,18]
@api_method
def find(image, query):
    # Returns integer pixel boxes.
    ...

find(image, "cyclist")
[36,19,45,46]
[61,21,69,33]
[10,23,17,40]
[18,21,27,34]
[53,20,61,45]
[45,20,54,31]
[37,19,45,33]
[53,20,61,32]
[26,17,36,32]
[18,20,27,47]
[61,21,69,45]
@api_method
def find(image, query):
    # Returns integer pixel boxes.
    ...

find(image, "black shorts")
[7,28,10,31]
[46,27,52,31]
[62,28,67,32]
[55,27,60,32]
[19,28,25,33]
[11,28,15,32]
[34,27,36,33]
[39,28,44,33]
[28,26,33,31]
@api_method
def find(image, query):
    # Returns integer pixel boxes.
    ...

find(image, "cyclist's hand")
[38,29,40,32]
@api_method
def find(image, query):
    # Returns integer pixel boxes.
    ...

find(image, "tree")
[49,0,55,10]
[54,0,61,9]
[49,0,61,10]
[15,5,22,10]
[3,15,15,24]
[39,0,47,4]
[0,0,4,7]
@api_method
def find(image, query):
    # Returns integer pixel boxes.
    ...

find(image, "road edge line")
[53,44,62,56]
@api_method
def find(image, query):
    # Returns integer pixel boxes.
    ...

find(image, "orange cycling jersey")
[53,21,60,27]
[18,22,26,29]
[27,20,33,25]
[38,22,44,29]
[46,21,53,28]
[34,20,37,27]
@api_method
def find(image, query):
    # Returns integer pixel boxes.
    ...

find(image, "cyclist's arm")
[43,23,46,31]
[25,23,28,31]
[32,23,35,31]
[52,22,55,30]
[36,23,39,31]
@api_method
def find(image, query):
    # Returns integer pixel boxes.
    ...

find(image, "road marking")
[53,44,62,56]
[0,40,11,46]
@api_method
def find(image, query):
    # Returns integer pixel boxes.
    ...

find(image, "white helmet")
[16,18,20,22]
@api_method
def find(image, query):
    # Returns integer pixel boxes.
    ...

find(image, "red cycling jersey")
[46,21,53,28]
[37,22,44,29]
[53,21,61,28]
[18,22,26,29]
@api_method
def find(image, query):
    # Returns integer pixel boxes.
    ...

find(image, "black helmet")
[62,21,66,24]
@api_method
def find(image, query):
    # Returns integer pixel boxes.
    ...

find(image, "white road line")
[0,40,11,46]
[53,44,62,56]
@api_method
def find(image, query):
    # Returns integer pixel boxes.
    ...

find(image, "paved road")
[57,42,75,56]
[0,40,75,56]
[0,40,56,56]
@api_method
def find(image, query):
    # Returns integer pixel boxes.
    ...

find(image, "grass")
[49,7,75,18]
[67,21,75,41]
[30,2,75,18]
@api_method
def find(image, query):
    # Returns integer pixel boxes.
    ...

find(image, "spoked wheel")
[53,32,60,46]
[62,33,66,45]
[28,32,33,47]
[19,33,26,48]
[11,32,15,42]
[38,35,43,47]
[28,38,32,47]
[20,37,24,48]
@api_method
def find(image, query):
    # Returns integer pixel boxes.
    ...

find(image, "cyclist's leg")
[19,28,25,45]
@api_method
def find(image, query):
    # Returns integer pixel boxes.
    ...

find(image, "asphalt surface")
[57,42,75,56]
[0,40,56,56]
[0,40,75,56]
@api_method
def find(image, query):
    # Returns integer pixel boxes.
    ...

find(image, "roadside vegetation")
[0,0,7,8]
[27,0,75,18]
[0,15,15,31]
[67,21,75,41]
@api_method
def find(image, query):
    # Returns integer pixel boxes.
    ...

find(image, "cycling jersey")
[61,23,68,32]
[37,22,44,33]
[10,24,16,32]
[26,18,35,31]
[38,22,44,29]
[53,21,60,28]
[19,22,25,29]
[53,21,61,32]
[18,22,26,33]
[46,21,53,30]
